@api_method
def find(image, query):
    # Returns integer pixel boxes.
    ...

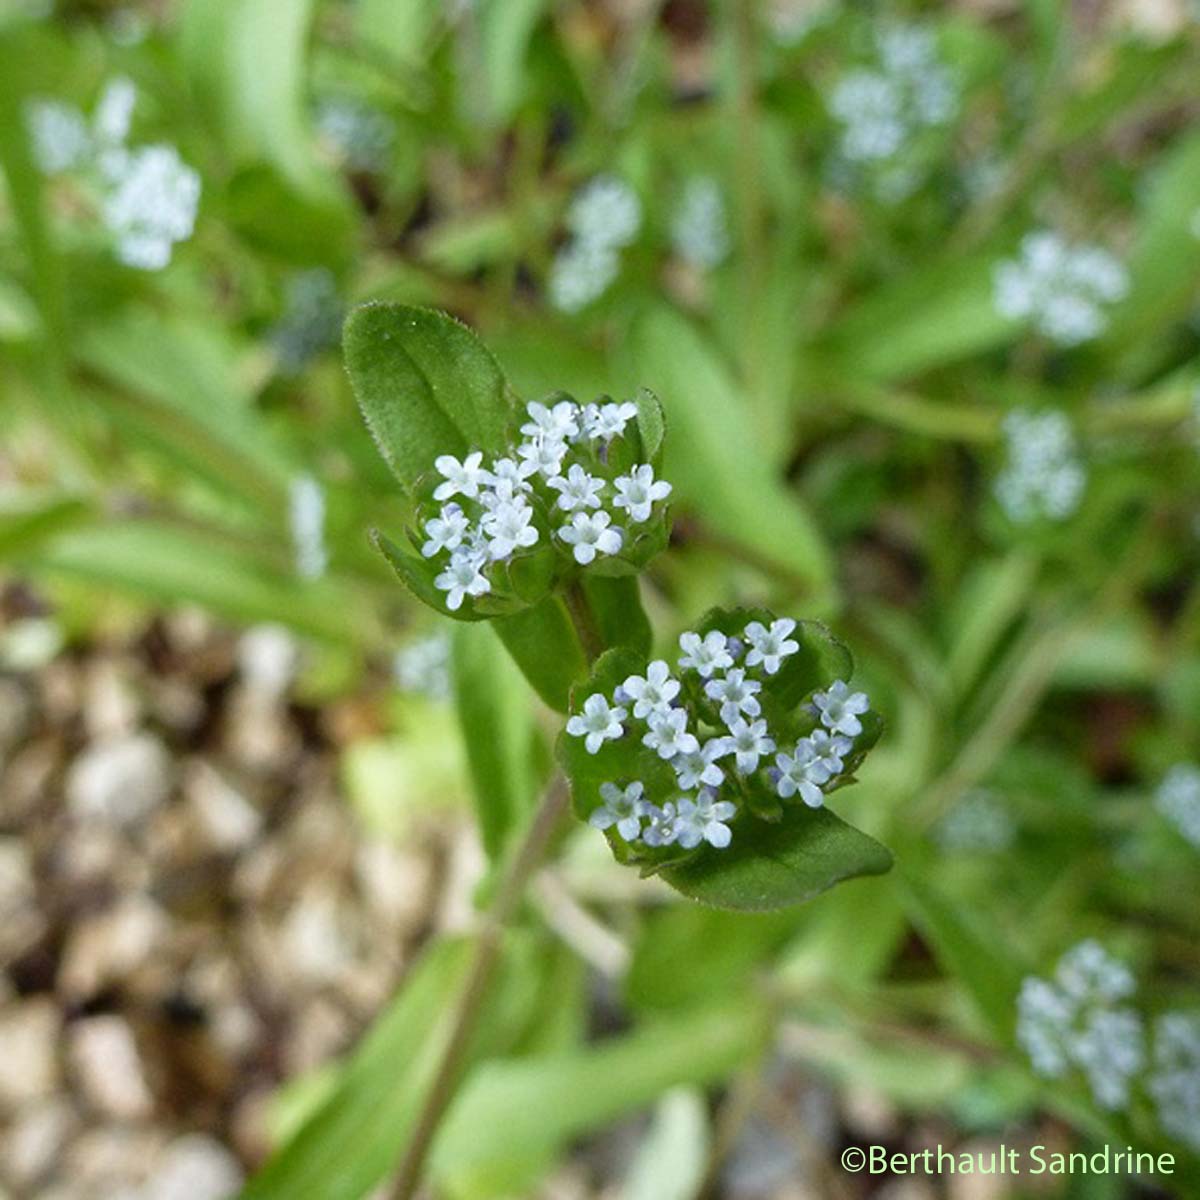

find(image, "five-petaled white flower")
[722,717,776,774]
[482,499,539,560]
[678,630,734,677]
[590,781,645,840]
[674,740,727,790]
[517,435,568,479]
[547,463,605,512]
[487,456,535,494]
[642,708,699,760]
[613,464,672,524]
[434,549,491,611]
[744,618,799,675]
[566,693,627,754]
[806,729,851,782]
[705,668,762,725]
[558,511,623,564]
[583,400,639,441]
[621,660,681,720]
[774,742,827,807]
[640,801,680,847]
[521,399,580,444]
[433,451,488,501]
[421,503,469,558]
[675,791,738,849]
[812,679,870,737]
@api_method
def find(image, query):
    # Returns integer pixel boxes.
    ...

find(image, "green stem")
[563,579,606,663]
[388,775,570,1200]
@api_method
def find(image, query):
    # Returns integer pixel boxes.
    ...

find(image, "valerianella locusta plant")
[994,408,1086,524]
[993,231,1129,345]
[345,303,890,912]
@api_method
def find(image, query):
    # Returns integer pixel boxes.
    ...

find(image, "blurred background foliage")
[1,0,1199,1197]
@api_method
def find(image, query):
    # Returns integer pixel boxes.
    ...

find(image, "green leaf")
[659,805,892,912]
[344,303,519,495]
[901,871,1027,1043]
[428,1004,767,1198]
[372,529,476,620]
[0,496,90,560]
[581,575,652,659]
[492,596,589,712]
[451,623,538,858]
[619,307,834,605]
[633,386,666,467]
[477,0,549,125]
[244,934,541,1200]
[624,1089,710,1200]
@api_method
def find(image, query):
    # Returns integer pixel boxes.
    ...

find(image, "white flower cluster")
[1148,1013,1200,1153]
[936,789,1016,853]
[670,176,730,270]
[394,632,452,702]
[828,24,957,165]
[1017,940,1144,1110]
[314,97,394,173]
[289,474,328,581]
[549,176,642,313]
[1156,763,1200,849]
[993,232,1129,345]
[26,77,200,271]
[423,398,669,611]
[994,408,1086,524]
[573,623,871,853]
[272,269,344,374]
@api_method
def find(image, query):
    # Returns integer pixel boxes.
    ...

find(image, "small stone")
[236,625,299,698]
[67,733,173,826]
[142,1134,243,1200]
[68,1015,154,1119]
[184,760,261,853]
[280,889,357,986]
[0,837,43,961]
[58,893,168,1001]
[0,1000,61,1106]
[3,1097,77,1189]
[83,658,142,739]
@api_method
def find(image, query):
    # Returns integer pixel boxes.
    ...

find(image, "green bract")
[557,606,891,911]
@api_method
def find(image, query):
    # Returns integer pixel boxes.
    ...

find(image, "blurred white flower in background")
[670,176,729,270]
[1148,1012,1200,1153]
[314,96,393,173]
[765,0,833,45]
[1156,764,1200,848]
[25,76,200,271]
[994,408,1086,524]
[549,175,641,312]
[101,145,201,270]
[829,24,957,166]
[289,474,328,581]
[1017,940,1145,1110]
[993,231,1129,345]
[936,789,1016,853]
[395,633,453,702]
[272,269,344,375]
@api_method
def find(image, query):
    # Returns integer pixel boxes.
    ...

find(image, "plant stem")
[389,774,570,1200]
[563,579,605,663]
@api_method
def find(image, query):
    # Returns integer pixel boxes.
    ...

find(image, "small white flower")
[621,660,681,720]
[487,455,536,494]
[1156,764,1200,848]
[774,743,826,807]
[517,435,569,479]
[806,729,851,782]
[289,474,327,580]
[811,679,869,738]
[590,781,645,840]
[548,240,619,312]
[102,143,200,270]
[582,401,639,441]
[521,400,580,444]
[674,740,727,790]
[547,463,605,512]
[558,510,623,565]
[94,76,136,146]
[704,668,762,725]
[1149,1012,1200,1153]
[421,503,470,558]
[433,451,487,501]
[743,618,799,675]
[671,176,730,270]
[566,693,627,754]
[640,801,680,847]
[1055,939,1136,1005]
[722,717,776,775]
[394,633,452,701]
[25,98,92,174]
[674,790,738,849]
[433,548,491,612]
[995,408,1086,523]
[566,175,642,248]
[642,709,699,760]
[481,498,539,560]
[612,464,672,524]
[677,630,734,678]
